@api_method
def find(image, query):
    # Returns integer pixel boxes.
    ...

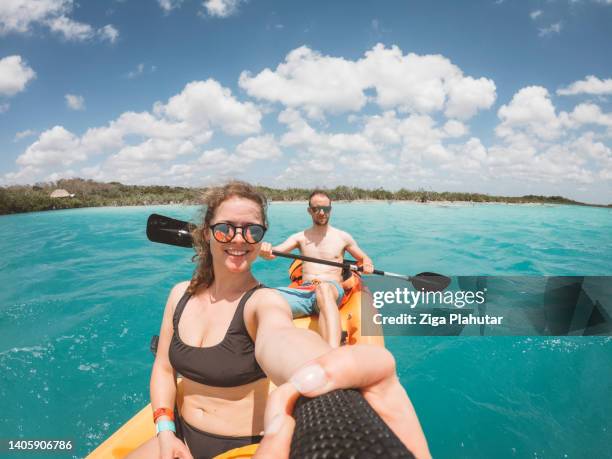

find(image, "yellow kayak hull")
[87,281,381,458]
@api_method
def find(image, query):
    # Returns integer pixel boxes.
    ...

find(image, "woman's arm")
[150,282,186,413]
[150,283,195,458]
[249,289,430,459]
[128,282,192,459]
[250,289,330,385]
[255,346,432,459]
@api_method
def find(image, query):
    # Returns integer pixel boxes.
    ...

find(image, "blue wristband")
[156,420,176,435]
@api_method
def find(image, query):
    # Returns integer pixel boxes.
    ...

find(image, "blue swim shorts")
[276,280,345,319]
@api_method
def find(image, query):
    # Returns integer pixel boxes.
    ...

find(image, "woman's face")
[207,196,264,274]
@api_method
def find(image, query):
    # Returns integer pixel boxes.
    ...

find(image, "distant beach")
[2,178,609,216]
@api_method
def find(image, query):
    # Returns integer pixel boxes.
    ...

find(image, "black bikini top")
[168,285,267,387]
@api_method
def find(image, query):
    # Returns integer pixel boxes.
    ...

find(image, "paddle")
[146,213,451,292]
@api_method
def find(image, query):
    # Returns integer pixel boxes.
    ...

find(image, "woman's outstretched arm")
[250,288,331,384]
[250,288,431,459]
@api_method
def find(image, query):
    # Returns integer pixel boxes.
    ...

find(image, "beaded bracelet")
[153,407,174,423]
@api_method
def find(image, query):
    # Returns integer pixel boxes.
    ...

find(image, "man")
[260,190,374,347]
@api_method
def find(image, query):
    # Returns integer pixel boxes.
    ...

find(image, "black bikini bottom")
[175,411,263,459]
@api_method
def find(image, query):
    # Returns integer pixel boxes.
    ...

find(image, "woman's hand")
[253,345,431,459]
[157,431,193,459]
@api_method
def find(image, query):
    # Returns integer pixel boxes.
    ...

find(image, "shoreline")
[2,179,610,215]
[1,198,609,218]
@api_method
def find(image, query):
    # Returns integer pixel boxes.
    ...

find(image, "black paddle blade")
[146,213,195,248]
[411,272,452,292]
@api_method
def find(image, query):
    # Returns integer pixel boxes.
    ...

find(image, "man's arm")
[260,233,300,260]
[344,232,374,274]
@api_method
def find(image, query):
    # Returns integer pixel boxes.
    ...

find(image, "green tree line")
[0,178,607,216]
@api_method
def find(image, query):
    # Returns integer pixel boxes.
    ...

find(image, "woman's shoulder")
[167,280,191,312]
[170,280,191,296]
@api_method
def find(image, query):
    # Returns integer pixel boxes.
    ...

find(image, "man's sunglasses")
[209,222,267,244]
[310,206,332,214]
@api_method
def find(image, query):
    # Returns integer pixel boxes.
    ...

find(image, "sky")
[0,0,611,204]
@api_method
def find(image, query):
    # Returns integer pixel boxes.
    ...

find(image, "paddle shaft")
[273,250,412,281]
[146,213,451,291]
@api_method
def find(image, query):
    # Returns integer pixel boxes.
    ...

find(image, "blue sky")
[1,0,611,203]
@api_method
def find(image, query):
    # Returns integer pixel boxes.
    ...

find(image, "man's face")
[308,194,332,226]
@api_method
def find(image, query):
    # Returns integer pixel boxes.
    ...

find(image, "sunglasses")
[209,222,267,244]
[310,205,332,214]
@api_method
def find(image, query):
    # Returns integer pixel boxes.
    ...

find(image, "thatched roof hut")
[50,189,75,198]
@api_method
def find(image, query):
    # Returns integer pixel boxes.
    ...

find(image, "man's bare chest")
[299,237,346,260]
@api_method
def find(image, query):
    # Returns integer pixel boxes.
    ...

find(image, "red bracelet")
[153,407,174,423]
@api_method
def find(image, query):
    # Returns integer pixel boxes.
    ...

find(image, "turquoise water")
[0,202,611,458]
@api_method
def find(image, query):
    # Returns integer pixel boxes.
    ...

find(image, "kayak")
[87,262,383,458]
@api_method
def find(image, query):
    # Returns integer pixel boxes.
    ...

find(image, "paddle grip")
[289,389,414,459]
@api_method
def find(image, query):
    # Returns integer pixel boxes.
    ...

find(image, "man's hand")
[259,242,276,260]
[360,257,374,274]
[253,346,431,459]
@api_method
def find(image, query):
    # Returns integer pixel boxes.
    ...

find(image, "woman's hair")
[187,181,268,295]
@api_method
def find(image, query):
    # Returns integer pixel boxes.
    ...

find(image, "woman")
[127,181,430,459]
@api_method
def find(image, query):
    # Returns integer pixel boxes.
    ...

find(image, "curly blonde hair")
[187,181,268,295]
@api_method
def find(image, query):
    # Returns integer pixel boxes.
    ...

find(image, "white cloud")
[444,120,468,138]
[235,134,281,160]
[3,44,610,201]
[156,147,248,185]
[565,103,612,129]
[14,129,37,141]
[361,45,497,119]
[444,75,497,119]
[16,125,83,167]
[338,151,396,174]
[158,0,184,12]
[127,63,145,79]
[240,46,368,119]
[488,140,595,185]
[363,111,402,145]
[240,44,496,120]
[111,138,196,163]
[7,78,261,184]
[126,63,156,79]
[46,15,93,40]
[161,79,262,135]
[570,132,612,161]
[203,0,244,18]
[496,86,562,140]
[0,0,118,42]
[0,0,70,34]
[0,55,36,96]
[0,102,9,113]
[557,75,612,96]
[530,10,542,20]
[539,22,562,37]
[98,24,118,43]
[279,108,376,156]
[488,86,612,189]
[65,93,85,110]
